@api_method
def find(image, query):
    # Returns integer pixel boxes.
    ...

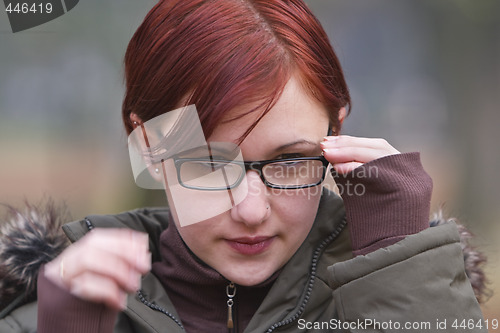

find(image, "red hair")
[122,0,350,139]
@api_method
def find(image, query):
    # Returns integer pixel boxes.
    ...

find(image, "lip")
[225,236,275,255]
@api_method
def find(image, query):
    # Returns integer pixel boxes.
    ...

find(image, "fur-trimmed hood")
[429,211,489,304]
[0,200,70,318]
[0,202,489,318]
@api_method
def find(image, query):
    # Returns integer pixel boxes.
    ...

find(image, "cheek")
[174,221,215,258]
[272,187,323,235]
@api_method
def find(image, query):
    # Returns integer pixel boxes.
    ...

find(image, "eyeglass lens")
[179,159,326,189]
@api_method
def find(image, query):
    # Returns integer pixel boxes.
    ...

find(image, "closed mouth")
[225,236,275,255]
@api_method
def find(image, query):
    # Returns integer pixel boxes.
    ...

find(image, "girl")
[36,0,485,332]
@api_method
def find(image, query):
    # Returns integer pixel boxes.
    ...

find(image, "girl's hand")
[44,228,151,310]
[321,135,400,174]
[321,135,432,256]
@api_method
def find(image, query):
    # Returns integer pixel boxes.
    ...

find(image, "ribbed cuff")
[37,266,118,333]
[332,152,433,256]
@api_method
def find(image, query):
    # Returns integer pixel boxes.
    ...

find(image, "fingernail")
[322,148,338,153]
[323,136,338,141]
[321,140,338,148]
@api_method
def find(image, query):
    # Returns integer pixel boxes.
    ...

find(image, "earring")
[155,168,160,174]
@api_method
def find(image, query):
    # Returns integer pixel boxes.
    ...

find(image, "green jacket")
[55,190,485,332]
[0,302,37,333]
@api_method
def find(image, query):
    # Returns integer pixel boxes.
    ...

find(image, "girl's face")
[172,76,330,286]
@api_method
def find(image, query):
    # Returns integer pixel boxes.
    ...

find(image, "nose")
[230,171,271,227]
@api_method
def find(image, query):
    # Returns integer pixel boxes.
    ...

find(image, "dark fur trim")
[0,199,70,313]
[430,210,490,304]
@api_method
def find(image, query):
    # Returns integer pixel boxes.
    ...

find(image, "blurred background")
[1,0,499,325]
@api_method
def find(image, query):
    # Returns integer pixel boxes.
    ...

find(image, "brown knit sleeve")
[37,266,118,333]
[332,152,433,256]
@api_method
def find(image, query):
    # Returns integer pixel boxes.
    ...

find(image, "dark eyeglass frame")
[172,155,330,190]
[168,126,333,191]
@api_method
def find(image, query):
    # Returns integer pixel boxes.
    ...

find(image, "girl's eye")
[282,160,301,165]
[274,160,308,168]
[199,161,229,170]
[275,153,303,160]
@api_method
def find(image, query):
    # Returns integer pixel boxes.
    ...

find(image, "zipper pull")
[227,300,234,329]
[226,282,236,329]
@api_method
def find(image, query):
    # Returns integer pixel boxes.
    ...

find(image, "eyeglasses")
[172,155,330,190]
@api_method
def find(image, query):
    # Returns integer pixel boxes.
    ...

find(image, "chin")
[231,275,271,287]
[221,264,279,287]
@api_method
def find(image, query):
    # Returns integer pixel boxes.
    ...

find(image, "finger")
[62,246,148,293]
[331,162,363,175]
[323,135,397,151]
[70,272,129,310]
[80,229,150,272]
[83,229,149,257]
[43,256,68,290]
[322,146,392,165]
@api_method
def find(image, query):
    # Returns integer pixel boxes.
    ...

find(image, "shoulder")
[62,207,171,240]
[62,206,172,263]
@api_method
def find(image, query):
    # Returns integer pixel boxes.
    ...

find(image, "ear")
[128,112,164,184]
[338,107,347,126]
[130,113,142,129]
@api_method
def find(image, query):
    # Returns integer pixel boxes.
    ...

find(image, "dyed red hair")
[122,0,350,139]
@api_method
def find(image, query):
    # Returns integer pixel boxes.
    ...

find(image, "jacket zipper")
[137,290,185,330]
[226,282,236,331]
[264,218,347,333]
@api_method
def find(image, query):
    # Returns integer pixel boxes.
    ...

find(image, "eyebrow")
[199,139,320,159]
[178,144,240,159]
[270,139,320,154]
